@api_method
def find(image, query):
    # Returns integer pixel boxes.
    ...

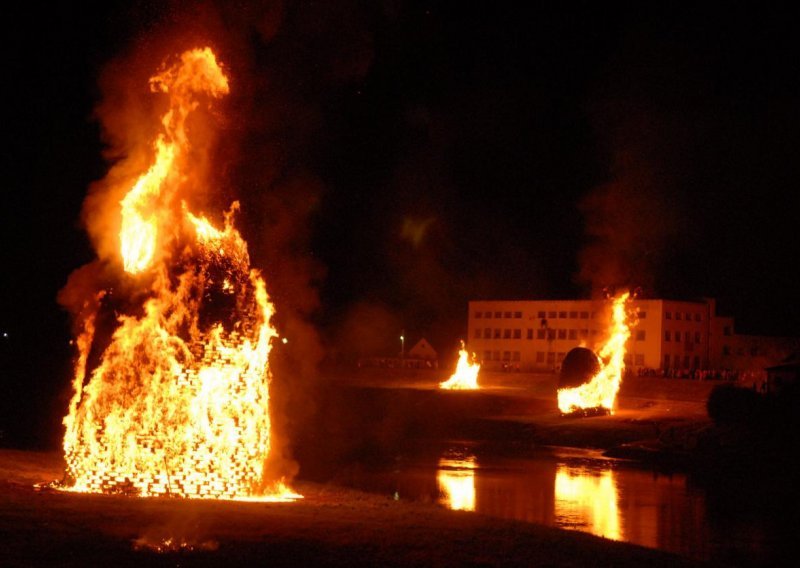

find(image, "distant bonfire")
[439,341,480,390]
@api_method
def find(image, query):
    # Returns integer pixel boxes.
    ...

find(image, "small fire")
[60,47,298,501]
[557,292,633,414]
[439,341,480,390]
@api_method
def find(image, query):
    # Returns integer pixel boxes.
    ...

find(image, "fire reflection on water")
[437,455,477,511]
[555,465,621,540]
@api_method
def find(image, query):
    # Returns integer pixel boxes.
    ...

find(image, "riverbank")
[295,369,716,478]
[0,449,705,567]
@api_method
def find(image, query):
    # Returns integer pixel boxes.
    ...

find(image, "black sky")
[2,1,799,447]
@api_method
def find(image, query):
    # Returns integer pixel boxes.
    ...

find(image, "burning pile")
[557,292,634,415]
[60,48,296,500]
[439,341,480,390]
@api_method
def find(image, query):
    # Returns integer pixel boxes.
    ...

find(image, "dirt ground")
[0,449,709,567]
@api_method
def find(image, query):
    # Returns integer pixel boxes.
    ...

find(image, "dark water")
[341,444,790,566]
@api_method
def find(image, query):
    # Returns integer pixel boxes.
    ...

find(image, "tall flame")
[439,341,480,390]
[61,48,297,501]
[557,292,633,414]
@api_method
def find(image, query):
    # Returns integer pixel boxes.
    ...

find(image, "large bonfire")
[557,292,634,415]
[60,47,297,501]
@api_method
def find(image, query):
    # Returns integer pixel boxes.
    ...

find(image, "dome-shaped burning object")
[558,347,602,389]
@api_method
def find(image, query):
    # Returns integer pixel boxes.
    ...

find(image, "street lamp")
[400,332,405,359]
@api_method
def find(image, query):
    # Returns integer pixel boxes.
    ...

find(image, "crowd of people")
[631,366,766,384]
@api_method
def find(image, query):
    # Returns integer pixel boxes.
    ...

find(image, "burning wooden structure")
[59,48,297,501]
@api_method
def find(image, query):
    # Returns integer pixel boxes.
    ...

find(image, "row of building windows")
[484,350,522,361]
[664,354,702,369]
[665,311,703,322]
[665,331,703,342]
[475,328,647,341]
[475,311,523,319]
[474,310,600,320]
[476,309,651,321]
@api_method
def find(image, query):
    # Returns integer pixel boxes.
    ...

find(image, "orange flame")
[437,455,477,511]
[61,48,299,501]
[439,341,480,390]
[555,465,620,540]
[557,292,633,414]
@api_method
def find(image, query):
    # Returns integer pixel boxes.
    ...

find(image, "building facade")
[467,298,796,373]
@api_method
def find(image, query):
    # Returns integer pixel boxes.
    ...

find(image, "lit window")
[513,329,521,339]
[635,330,646,341]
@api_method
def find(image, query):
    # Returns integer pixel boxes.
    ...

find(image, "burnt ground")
[0,449,709,567]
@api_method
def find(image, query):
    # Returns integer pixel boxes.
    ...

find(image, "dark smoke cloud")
[577,26,696,298]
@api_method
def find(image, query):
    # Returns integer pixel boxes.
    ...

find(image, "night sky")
[2,1,798,447]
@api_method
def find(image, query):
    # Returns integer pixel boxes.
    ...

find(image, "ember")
[59,48,298,501]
